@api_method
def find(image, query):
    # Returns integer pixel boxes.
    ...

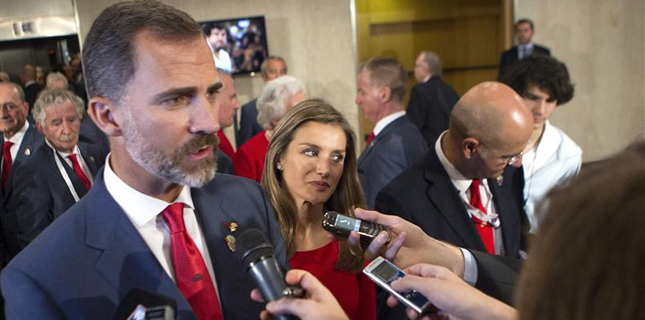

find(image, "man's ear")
[462,138,480,160]
[35,121,44,134]
[378,86,392,103]
[88,97,122,137]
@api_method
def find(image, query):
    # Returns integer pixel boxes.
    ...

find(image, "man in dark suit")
[356,57,427,208]
[237,56,287,147]
[374,82,533,311]
[1,2,286,319]
[19,64,43,116]
[12,88,107,251]
[0,82,45,256]
[498,19,551,79]
[407,51,460,147]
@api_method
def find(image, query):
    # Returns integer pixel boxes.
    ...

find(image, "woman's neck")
[294,201,333,251]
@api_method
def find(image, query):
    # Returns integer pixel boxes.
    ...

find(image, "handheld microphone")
[237,228,298,320]
[113,288,176,320]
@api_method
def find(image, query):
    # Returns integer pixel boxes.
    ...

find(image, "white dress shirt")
[103,155,220,299]
[4,120,30,162]
[522,121,582,233]
[52,143,94,186]
[372,111,406,137]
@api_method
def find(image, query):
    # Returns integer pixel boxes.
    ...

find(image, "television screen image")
[200,16,268,75]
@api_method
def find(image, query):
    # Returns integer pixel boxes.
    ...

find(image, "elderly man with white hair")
[11,88,107,252]
[234,75,306,182]
[45,72,70,90]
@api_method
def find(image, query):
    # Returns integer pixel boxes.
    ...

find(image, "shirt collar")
[103,154,195,228]
[5,120,30,144]
[435,131,473,195]
[45,140,80,158]
[519,42,534,50]
[373,111,405,136]
[423,75,432,83]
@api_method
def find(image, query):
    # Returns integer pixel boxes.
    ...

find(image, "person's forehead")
[0,85,20,102]
[131,34,218,86]
[266,59,285,70]
[516,22,531,30]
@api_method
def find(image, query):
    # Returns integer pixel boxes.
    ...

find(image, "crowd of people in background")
[0,1,642,319]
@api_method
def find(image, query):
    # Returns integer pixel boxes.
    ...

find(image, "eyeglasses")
[502,151,524,166]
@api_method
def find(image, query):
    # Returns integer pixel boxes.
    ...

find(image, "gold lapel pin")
[225,235,236,252]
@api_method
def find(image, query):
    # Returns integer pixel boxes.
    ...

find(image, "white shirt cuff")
[459,248,478,286]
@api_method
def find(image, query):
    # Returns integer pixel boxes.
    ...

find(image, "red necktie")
[68,154,91,190]
[162,203,223,320]
[217,131,235,159]
[469,179,495,255]
[2,141,14,189]
[366,132,375,145]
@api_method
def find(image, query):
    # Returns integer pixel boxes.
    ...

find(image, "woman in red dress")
[262,99,375,320]
[234,75,306,183]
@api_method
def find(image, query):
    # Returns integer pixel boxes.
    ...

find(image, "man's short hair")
[500,55,574,106]
[260,56,287,75]
[515,18,534,31]
[1,82,26,103]
[203,23,227,37]
[421,51,443,76]
[32,89,85,128]
[358,57,407,103]
[82,0,204,104]
[46,72,69,88]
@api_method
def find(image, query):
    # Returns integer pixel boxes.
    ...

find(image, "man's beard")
[123,120,219,188]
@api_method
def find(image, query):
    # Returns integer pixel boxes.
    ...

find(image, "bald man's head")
[445,81,533,179]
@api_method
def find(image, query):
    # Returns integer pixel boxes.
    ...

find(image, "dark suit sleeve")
[407,86,426,133]
[13,164,54,251]
[1,266,66,319]
[470,250,522,305]
[361,140,410,209]
[237,101,263,148]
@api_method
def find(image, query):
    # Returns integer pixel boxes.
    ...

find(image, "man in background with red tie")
[374,82,532,318]
[11,88,107,252]
[1,1,286,319]
[0,82,44,257]
[355,57,427,208]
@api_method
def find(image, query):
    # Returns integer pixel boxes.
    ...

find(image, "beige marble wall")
[75,0,359,148]
[516,0,645,161]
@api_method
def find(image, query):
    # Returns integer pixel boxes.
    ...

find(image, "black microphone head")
[237,228,276,270]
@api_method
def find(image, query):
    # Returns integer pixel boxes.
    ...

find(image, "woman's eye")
[304,150,317,157]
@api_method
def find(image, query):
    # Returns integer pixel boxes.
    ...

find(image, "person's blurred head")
[216,70,239,129]
[517,142,645,320]
[262,98,365,271]
[500,55,574,130]
[515,19,534,45]
[20,64,37,85]
[46,72,70,90]
[0,82,29,138]
[205,24,228,51]
[256,76,306,131]
[447,82,533,179]
[32,89,84,153]
[261,56,288,82]
[0,72,9,82]
[355,57,407,124]
[62,64,75,82]
[414,51,442,83]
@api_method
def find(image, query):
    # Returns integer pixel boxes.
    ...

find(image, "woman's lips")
[308,181,330,191]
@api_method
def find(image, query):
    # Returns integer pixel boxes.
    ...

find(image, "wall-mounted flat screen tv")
[199,16,268,75]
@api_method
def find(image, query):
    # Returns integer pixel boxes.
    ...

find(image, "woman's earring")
[277,164,283,171]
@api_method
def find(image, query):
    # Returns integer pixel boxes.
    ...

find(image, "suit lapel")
[87,172,194,316]
[424,150,487,251]
[487,167,522,255]
[13,124,37,168]
[358,116,407,166]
